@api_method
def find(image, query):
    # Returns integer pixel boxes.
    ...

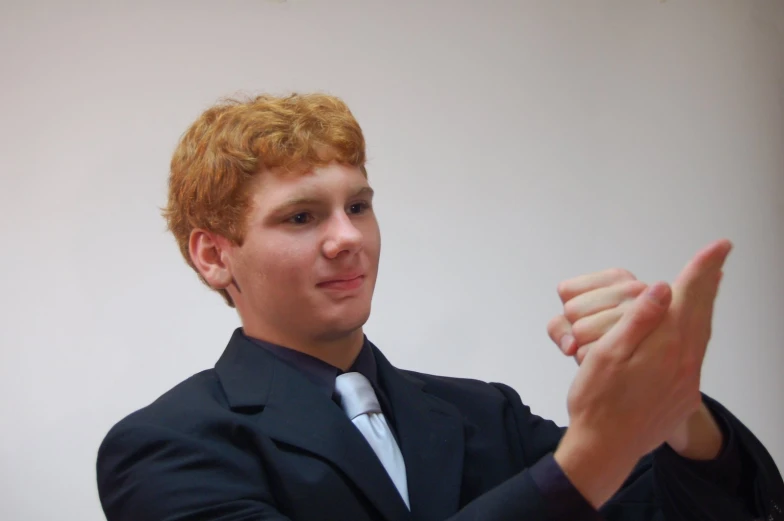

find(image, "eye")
[288,212,314,225]
[348,201,371,215]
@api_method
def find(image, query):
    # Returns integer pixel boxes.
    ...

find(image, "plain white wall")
[1,0,782,519]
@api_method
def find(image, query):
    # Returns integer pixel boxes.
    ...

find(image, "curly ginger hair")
[163,93,368,306]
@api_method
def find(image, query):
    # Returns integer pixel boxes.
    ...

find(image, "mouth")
[317,274,365,291]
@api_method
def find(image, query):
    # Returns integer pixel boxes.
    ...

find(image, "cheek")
[262,241,318,288]
[363,219,382,261]
[237,241,306,292]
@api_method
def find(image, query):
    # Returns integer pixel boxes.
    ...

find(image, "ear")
[189,229,234,291]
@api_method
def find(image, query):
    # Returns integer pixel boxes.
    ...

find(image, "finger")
[564,280,647,323]
[705,268,725,324]
[547,315,577,356]
[703,268,725,327]
[596,281,672,361]
[671,240,732,329]
[572,299,655,364]
[705,267,725,306]
[557,268,637,304]
[673,239,733,291]
[691,263,728,360]
[575,341,596,365]
[571,304,629,346]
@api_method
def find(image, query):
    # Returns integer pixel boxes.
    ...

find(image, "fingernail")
[560,335,574,353]
[646,283,669,305]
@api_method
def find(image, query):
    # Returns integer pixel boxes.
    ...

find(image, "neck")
[241,325,365,371]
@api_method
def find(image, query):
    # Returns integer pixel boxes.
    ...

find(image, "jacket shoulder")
[99,369,231,444]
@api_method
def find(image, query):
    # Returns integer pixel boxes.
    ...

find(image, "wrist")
[554,424,639,509]
[665,402,724,460]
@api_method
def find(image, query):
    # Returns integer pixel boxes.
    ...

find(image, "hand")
[548,242,730,460]
[547,268,648,365]
[553,239,732,508]
[547,243,728,367]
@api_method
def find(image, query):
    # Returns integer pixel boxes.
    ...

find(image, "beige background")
[1,0,782,519]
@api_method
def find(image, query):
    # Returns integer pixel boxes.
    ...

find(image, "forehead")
[250,163,370,205]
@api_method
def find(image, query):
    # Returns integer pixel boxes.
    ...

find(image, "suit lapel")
[214,330,410,521]
[373,346,465,521]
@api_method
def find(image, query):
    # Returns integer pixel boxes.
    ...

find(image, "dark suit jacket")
[96,329,784,520]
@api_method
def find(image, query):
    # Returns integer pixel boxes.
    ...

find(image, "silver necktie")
[334,372,410,509]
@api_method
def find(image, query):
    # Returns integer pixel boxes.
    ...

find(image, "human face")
[227,163,380,347]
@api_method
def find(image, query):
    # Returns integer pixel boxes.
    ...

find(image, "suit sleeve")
[438,457,567,521]
[427,382,592,521]
[96,419,292,521]
[491,383,784,521]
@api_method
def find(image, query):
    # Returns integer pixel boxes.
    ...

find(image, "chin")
[339,309,371,333]
[319,307,371,340]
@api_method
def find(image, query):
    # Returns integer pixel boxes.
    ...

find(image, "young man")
[96,93,784,520]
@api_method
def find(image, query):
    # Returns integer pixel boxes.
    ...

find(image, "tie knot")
[334,372,381,420]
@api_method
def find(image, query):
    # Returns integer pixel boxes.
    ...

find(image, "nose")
[322,211,363,259]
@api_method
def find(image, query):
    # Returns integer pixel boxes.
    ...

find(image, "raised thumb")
[673,239,733,292]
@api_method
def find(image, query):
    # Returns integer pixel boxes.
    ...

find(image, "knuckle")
[571,318,587,343]
[556,280,571,299]
[623,279,648,297]
[590,348,610,365]
[547,315,566,339]
[610,267,636,281]
[593,344,619,364]
[628,302,658,326]
[572,316,603,345]
[563,301,581,322]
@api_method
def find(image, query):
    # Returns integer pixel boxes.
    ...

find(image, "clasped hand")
[547,239,732,506]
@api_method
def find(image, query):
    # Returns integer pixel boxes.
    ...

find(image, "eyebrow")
[270,186,375,215]
[352,186,375,199]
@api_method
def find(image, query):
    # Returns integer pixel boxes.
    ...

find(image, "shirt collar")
[242,331,380,400]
